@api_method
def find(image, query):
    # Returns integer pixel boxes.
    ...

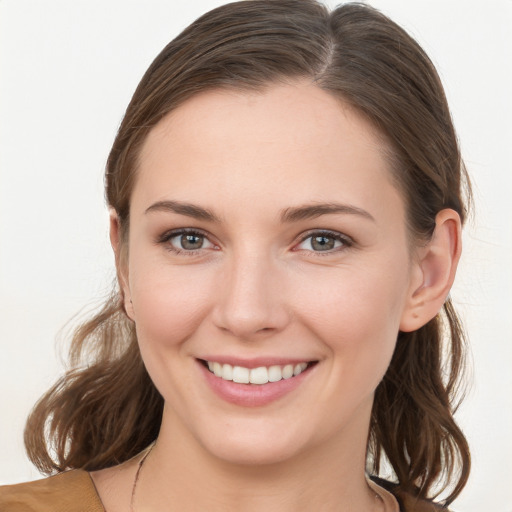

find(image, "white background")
[1,1,511,510]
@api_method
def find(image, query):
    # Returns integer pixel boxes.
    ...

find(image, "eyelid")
[155,227,353,255]
[293,229,354,253]
[156,227,218,254]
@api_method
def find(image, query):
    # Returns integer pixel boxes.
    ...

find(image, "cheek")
[300,262,408,333]
[127,259,218,405]
[294,258,410,380]
[128,258,216,349]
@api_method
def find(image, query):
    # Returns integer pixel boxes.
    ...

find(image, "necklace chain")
[130,443,155,512]
[130,444,390,512]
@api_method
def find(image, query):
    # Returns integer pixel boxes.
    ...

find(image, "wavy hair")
[24,0,471,504]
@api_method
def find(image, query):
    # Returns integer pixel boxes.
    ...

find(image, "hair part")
[25,0,471,504]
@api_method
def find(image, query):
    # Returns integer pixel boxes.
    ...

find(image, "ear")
[109,209,135,321]
[400,209,462,332]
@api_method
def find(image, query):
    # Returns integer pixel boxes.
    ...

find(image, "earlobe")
[109,210,135,321]
[400,209,462,332]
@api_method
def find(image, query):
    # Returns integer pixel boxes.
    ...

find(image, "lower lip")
[198,361,314,407]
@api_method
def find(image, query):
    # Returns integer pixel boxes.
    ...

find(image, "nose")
[211,252,290,340]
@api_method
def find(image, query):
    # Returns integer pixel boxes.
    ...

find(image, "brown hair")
[24,0,471,504]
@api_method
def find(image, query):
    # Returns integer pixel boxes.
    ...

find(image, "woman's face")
[121,82,420,465]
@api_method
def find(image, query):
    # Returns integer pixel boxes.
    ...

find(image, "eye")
[158,229,216,254]
[295,231,352,253]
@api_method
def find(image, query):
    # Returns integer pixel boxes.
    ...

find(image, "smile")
[205,360,311,385]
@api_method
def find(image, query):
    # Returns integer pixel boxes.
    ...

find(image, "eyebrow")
[145,200,375,223]
[280,202,375,223]
[145,200,220,222]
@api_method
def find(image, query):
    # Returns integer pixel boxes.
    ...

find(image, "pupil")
[312,236,334,251]
[181,234,202,250]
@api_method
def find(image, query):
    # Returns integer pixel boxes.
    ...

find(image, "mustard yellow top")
[0,470,104,512]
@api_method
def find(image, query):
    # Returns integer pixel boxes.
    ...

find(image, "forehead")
[133,82,403,222]
[141,81,387,165]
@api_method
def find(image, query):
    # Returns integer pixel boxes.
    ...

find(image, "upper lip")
[198,356,317,369]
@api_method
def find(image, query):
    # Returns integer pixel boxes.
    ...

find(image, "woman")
[0,1,471,510]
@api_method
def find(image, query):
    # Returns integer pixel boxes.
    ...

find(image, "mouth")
[199,359,317,385]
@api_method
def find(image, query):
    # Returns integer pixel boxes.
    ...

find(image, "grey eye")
[180,234,204,250]
[169,232,214,251]
[297,233,345,252]
[311,235,336,251]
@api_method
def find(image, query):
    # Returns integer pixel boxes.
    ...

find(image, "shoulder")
[395,491,449,512]
[0,470,105,512]
[371,476,450,512]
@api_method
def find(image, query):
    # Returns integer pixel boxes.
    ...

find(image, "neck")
[136,406,378,512]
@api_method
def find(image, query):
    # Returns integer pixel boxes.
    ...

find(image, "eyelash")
[156,228,216,255]
[156,228,353,256]
[294,230,353,256]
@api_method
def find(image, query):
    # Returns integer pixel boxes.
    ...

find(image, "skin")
[91,81,461,512]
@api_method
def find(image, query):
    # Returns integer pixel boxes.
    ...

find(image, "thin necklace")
[130,443,155,512]
[130,444,388,512]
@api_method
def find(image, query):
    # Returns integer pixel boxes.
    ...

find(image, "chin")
[206,438,302,467]
[196,421,309,467]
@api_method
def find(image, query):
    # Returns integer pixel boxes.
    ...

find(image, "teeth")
[232,366,249,384]
[249,366,268,385]
[222,363,233,381]
[282,364,294,379]
[205,361,310,384]
[294,362,307,376]
[213,362,222,377]
[268,365,282,382]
